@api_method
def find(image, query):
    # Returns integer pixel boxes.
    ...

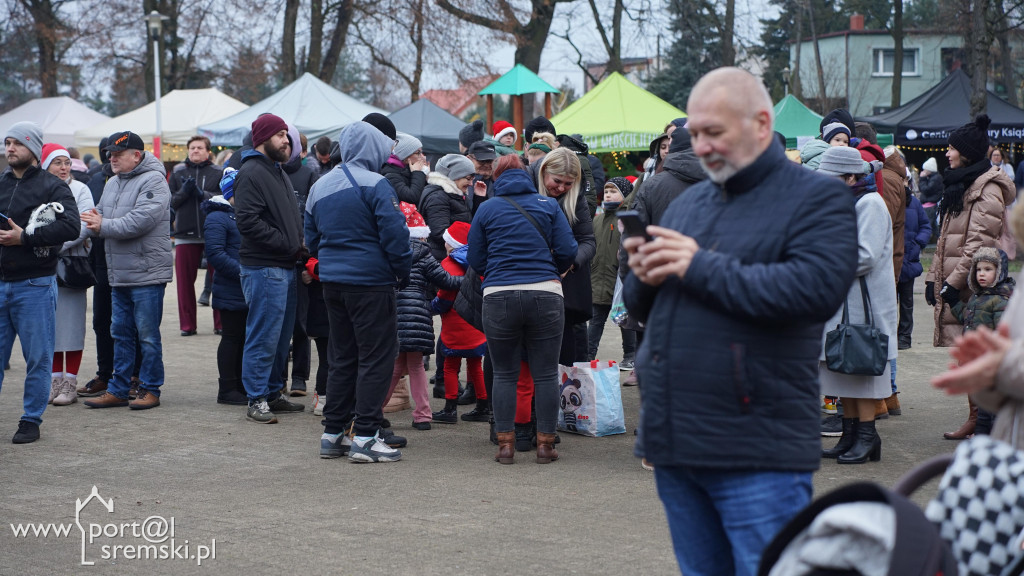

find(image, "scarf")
[940,159,991,223]
[851,172,877,197]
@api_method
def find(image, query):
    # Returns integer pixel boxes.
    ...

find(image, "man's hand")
[933,324,1013,395]
[301,270,314,285]
[626,225,699,286]
[81,209,102,234]
[0,219,24,246]
[473,180,488,197]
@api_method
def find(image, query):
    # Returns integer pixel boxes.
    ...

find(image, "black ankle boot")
[489,419,498,445]
[461,399,491,422]
[432,399,458,423]
[458,384,477,405]
[514,423,533,452]
[217,378,248,405]
[838,419,881,464]
[821,418,858,458]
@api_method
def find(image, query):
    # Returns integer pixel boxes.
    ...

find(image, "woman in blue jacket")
[203,169,248,405]
[468,155,577,465]
[898,181,933,349]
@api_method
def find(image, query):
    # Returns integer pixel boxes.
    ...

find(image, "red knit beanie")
[251,114,288,149]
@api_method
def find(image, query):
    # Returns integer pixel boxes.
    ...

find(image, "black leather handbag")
[825,277,888,376]
[57,254,97,289]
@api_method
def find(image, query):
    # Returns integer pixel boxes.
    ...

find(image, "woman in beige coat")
[933,201,1024,446]
[925,115,1016,439]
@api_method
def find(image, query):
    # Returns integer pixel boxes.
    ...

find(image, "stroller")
[758,453,1024,576]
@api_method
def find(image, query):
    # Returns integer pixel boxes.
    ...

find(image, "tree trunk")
[306,0,324,77]
[722,0,736,67]
[516,1,558,119]
[20,0,60,96]
[968,0,989,118]
[282,0,299,83]
[807,0,828,109]
[409,0,424,101]
[892,0,903,109]
[319,0,354,84]
[793,0,803,99]
[996,0,1017,106]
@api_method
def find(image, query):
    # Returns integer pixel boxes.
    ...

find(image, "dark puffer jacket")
[202,197,246,311]
[381,157,427,206]
[396,240,460,353]
[170,159,223,240]
[420,173,472,262]
[899,192,932,283]
[951,247,1015,332]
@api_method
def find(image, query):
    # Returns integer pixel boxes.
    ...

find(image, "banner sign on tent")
[582,133,661,154]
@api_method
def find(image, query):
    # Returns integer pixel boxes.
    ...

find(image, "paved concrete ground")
[0,273,969,575]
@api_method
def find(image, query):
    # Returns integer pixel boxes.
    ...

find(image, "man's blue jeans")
[654,466,812,576]
[110,284,166,398]
[240,265,296,401]
[0,276,57,424]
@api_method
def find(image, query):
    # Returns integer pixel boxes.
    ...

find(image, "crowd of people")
[2,65,1024,574]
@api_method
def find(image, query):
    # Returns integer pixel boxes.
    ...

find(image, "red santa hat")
[40,143,70,170]
[443,221,471,249]
[401,202,431,239]
[492,120,517,144]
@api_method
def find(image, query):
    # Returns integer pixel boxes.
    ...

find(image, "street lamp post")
[783,67,791,97]
[146,11,168,159]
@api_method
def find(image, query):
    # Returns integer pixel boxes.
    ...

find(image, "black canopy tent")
[388,99,467,156]
[858,69,1024,147]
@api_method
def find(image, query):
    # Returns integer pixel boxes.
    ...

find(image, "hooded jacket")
[395,240,459,353]
[304,121,412,287]
[880,152,907,282]
[420,172,472,262]
[918,172,943,204]
[591,202,623,306]
[926,166,1015,346]
[900,193,932,283]
[435,248,485,355]
[94,153,172,287]
[467,168,577,289]
[799,139,830,171]
[971,269,1024,447]
[234,149,304,269]
[951,247,1014,332]
[623,140,859,471]
[381,156,427,206]
[856,139,886,198]
[283,154,319,214]
[201,196,246,311]
[169,158,223,241]
[0,165,80,282]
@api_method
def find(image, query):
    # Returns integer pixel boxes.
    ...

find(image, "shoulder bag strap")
[499,196,553,253]
[858,276,874,326]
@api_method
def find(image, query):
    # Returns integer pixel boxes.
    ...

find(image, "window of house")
[872,48,919,76]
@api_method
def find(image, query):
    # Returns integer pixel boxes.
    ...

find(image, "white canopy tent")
[198,73,385,146]
[74,88,248,148]
[0,97,110,147]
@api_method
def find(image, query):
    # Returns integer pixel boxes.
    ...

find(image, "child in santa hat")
[493,121,517,148]
[431,221,489,423]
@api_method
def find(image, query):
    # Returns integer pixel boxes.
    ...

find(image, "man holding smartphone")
[0,121,81,444]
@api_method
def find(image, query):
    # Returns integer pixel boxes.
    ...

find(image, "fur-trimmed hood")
[968,246,1013,294]
[427,172,464,197]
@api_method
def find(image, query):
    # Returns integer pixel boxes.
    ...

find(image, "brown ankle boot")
[884,393,901,416]
[944,398,978,440]
[536,432,559,464]
[495,432,515,464]
[873,399,889,420]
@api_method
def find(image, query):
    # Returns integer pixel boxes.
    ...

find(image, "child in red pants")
[431,222,488,423]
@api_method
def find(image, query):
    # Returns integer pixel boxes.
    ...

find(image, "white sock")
[66,373,77,380]
[321,432,344,442]
[353,435,374,445]
[51,372,63,379]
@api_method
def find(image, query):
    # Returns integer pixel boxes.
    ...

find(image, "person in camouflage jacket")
[952,246,1015,332]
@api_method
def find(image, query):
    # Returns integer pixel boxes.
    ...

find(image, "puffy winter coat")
[94,153,173,287]
[60,178,94,259]
[169,159,223,240]
[800,139,830,171]
[283,155,319,214]
[202,196,246,311]
[434,250,484,355]
[381,157,427,206]
[951,247,1014,333]
[420,173,472,262]
[926,167,1015,346]
[396,240,460,353]
[235,150,303,269]
[918,172,943,204]
[900,193,932,283]
[972,269,1024,446]
[591,206,622,306]
[880,152,907,282]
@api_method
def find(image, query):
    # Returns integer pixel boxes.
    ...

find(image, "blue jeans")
[890,358,898,394]
[240,265,296,401]
[110,284,166,398]
[654,466,812,576]
[0,276,57,424]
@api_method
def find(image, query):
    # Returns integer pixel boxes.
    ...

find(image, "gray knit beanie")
[392,132,423,162]
[817,146,869,176]
[6,121,44,160]
[436,154,475,181]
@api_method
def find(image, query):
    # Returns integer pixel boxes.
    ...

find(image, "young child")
[822,122,851,147]
[588,177,636,369]
[493,121,517,148]
[951,246,1016,435]
[383,204,460,430]
[431,221,489,423]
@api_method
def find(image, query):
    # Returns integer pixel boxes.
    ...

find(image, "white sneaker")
[48,376,62,404]
[312,392,326,416]
[52,376,78,406]
[348,433,402,463]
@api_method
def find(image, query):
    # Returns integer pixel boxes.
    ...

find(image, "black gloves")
[182,178,202,200]
[940,282,961,306]
[925,281,936,306]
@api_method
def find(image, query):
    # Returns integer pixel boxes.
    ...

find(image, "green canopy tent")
[478,64,559,149]
[549,72,686,153]
[773,95,823,150]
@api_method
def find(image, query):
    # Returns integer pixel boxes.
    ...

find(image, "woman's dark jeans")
[484,290,564,434]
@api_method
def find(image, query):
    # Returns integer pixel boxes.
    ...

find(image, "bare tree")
[891,0,903,109]
[966,0,991,117]
[721,0,735,66]
[281,0,301,83]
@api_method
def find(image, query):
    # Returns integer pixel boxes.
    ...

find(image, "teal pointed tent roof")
[478,64,559,96]
[772,94,823,149]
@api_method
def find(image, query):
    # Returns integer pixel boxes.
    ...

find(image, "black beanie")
[819,108,856,137]
[524,116,556,143]
[948,114,992,164]
[668,126,692,153]
[459,119,485,148]
[362,113,396,140]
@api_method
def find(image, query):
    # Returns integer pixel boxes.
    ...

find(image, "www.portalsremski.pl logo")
[9,486,216,566]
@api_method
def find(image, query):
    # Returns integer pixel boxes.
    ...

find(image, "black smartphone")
[617,210,651,241]
[0,212,9,229]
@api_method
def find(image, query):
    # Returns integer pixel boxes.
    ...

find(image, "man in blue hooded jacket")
[306,121,412,463]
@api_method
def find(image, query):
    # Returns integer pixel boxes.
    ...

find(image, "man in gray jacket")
[81,131,172,410]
